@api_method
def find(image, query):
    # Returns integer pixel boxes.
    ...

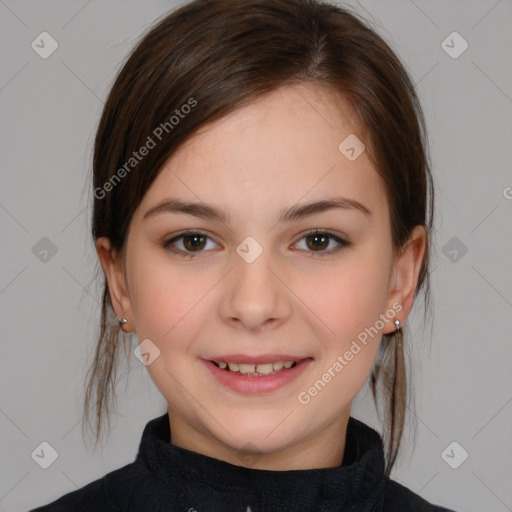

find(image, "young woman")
[31,0,456,510]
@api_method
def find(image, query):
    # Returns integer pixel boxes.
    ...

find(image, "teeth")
[217,361,296,375]
[256,363,274,375]
[238,363,256,373]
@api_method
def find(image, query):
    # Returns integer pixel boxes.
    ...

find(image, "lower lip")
[202,358,313,394]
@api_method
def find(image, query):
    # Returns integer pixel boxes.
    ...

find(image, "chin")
[217,417,305,453]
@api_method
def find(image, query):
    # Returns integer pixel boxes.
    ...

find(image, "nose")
[218,247,292,332]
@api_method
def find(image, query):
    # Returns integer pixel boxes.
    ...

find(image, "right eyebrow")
[143,199,230,223]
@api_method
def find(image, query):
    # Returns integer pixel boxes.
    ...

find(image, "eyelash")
[162,229,350,259]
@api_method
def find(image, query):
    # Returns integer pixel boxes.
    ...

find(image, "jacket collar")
[128,411,388,510]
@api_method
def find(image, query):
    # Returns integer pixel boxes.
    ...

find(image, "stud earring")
[394,319,402,349]
[118,317,128,329]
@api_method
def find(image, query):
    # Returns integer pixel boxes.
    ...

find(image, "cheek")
[301,257,389,331]
[128,253,211,348]
[129,261,213,397]
[294,253,390,373]
[293,263,388,406]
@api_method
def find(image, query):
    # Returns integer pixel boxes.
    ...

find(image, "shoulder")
[28,461,144,512]
[384,478,457,512]
[28,475,107,512]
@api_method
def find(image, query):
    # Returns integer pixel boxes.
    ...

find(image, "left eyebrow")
[142,196,371,223]
[278,197,371,222]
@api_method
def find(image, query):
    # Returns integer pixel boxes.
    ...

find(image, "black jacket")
[30,412,456,511]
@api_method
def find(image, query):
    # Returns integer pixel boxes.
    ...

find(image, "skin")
[96,83,426,471]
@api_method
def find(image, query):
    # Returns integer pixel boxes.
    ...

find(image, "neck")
[168,408,350,471]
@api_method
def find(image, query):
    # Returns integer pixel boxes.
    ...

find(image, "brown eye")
[163,231,219,258]
[294,230,350,256]
[182,234,207,251]
[305,232,330,251]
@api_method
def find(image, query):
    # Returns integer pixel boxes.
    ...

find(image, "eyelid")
[292,229,350,256]
[163,229,221,255]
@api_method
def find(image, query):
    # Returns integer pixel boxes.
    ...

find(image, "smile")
[202,357,313,394]
[212,360,297,376]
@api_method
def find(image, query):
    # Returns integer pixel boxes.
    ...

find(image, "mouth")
[211,360,299,376]
[202,355,313,394]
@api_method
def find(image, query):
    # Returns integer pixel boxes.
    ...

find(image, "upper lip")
[206,354,312,364]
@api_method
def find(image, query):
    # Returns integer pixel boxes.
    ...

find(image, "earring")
[394,319,402,349]
[118,317,128,329]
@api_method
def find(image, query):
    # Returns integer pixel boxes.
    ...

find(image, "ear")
[383,225,427,334]
[95,237,135,332]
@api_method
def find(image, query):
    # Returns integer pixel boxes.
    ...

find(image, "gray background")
[1,1,511,511]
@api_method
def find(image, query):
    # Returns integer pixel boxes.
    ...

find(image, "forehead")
[134,83,388,225]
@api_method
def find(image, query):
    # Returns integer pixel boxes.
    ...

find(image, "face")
[97,83,426,470]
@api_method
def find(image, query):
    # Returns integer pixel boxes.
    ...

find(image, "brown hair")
[84,0,434,475]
